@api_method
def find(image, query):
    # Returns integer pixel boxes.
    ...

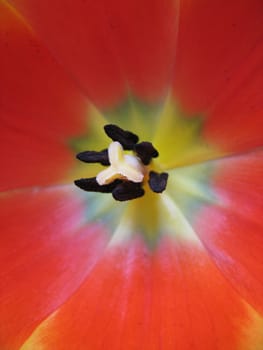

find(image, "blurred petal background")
[1,0,263,349]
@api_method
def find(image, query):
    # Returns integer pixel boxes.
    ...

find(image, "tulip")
[1,0,263,349]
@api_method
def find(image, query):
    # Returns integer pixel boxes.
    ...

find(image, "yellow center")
[70,95,220,244]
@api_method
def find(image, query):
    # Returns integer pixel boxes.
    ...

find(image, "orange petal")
[0,1,89,190]
[194,149,263,316]
[0,186,108,349]
[20,237,261,349]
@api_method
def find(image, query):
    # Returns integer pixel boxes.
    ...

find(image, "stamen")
[134,141,159,165]
[148,171,168,193]
[74,178,122,193]
[76,149,109,166]
[74,124,169,201]
[112,181,145,201]
[104,124,139,150]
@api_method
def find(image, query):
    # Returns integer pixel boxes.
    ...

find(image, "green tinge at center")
[71,94,218,246]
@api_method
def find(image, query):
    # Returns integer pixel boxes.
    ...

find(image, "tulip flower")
[1,0,263,349]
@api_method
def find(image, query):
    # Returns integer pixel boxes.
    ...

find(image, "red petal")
[0,186,108,349]
[204,52,263,153]
[101,0,179,102]
[20,237,258,349]
[0,2,89,190]
[9,0,180,104]
[8,0,126,107]
[173,0,263,154]
[195,149,263,316]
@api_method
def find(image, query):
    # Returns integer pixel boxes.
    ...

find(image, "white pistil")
[96,141,145,186]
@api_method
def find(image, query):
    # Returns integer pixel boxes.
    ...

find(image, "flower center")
[96,141,145,185]
[74,124,168,201]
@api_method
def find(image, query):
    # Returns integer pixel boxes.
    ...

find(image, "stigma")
[74,124,168,201]
[96,141,145,185]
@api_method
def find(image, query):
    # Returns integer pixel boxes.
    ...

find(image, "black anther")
[74,178,122,193]
[75,124,169,201]
[76,149,109,166]
[134,142,159,165]
[148,171,168,193]
[104,124,139,150]
[112,181,145,201]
